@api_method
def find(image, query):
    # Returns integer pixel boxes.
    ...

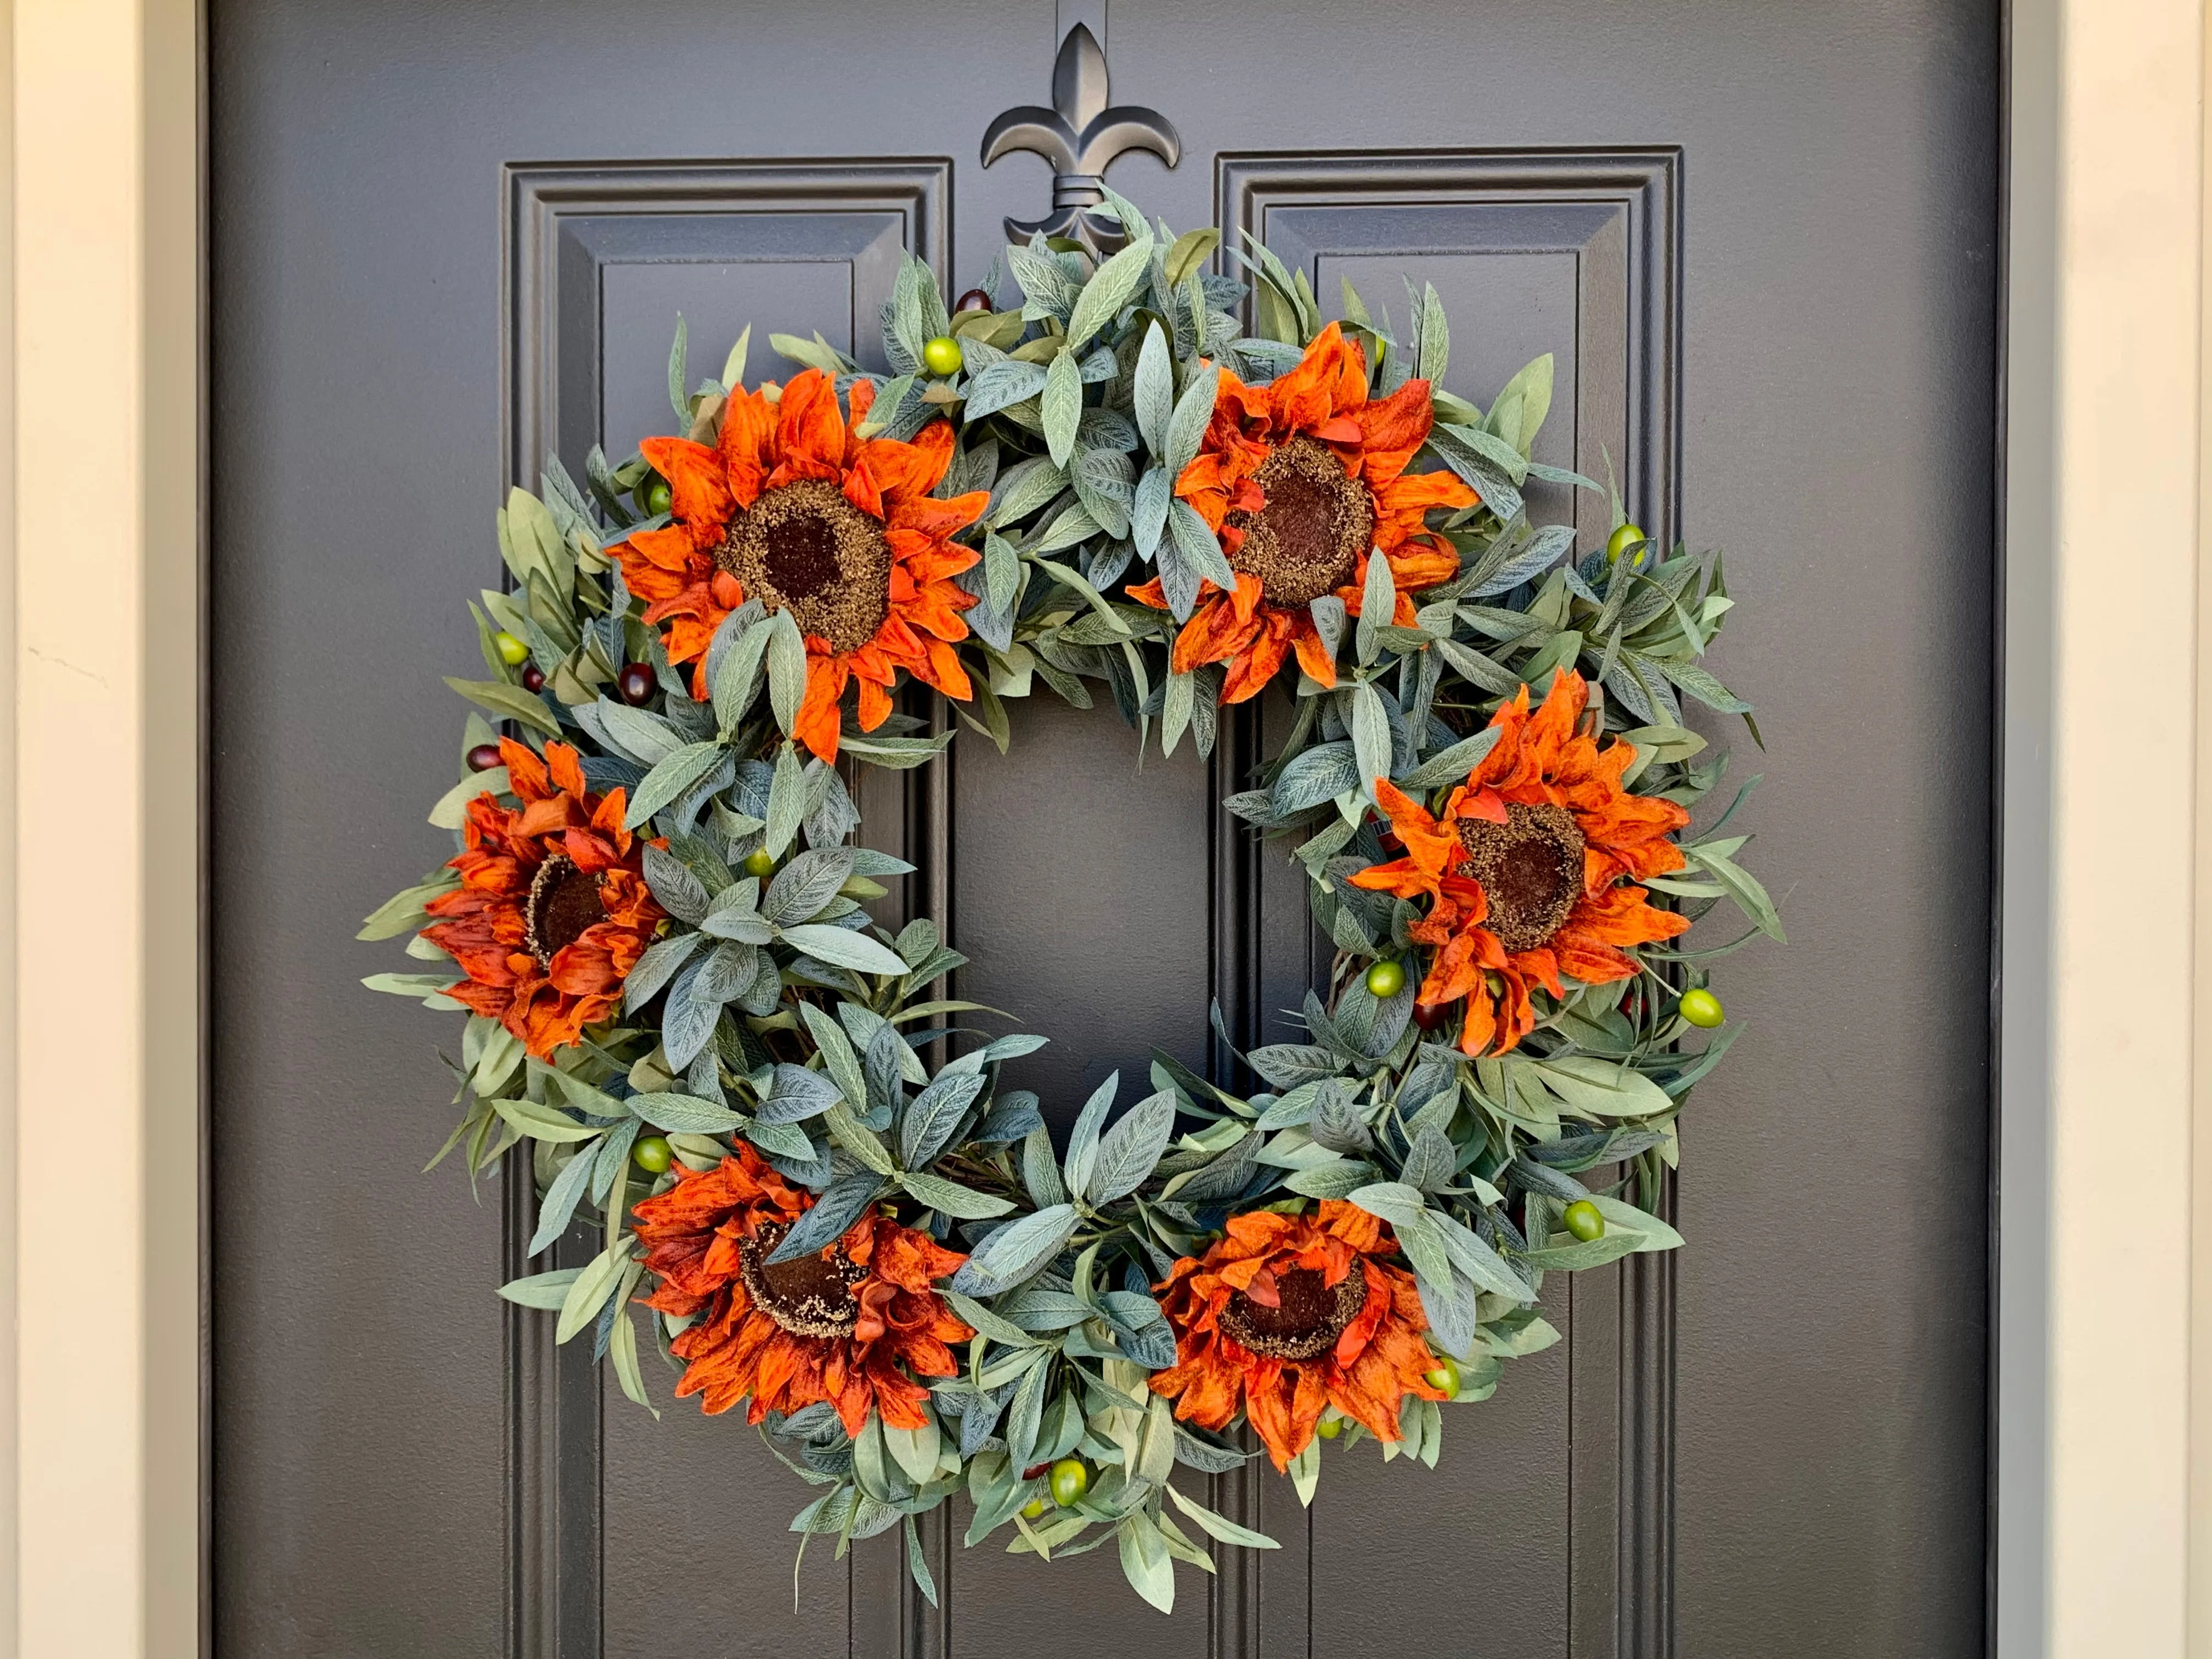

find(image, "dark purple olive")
[521,664,546,694]
[953,287,992,314]
[1412,998,1458,1033]
[618,662,656,706]
[465,742,503,772]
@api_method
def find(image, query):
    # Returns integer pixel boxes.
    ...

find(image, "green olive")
[1048,1458,1089,1507]
[1365,959,1407,998]
[1606,522,1647,564]
[921,335,965,377]
[1423,1356,1462,1400]
[1022,1497,1047,1520]
[1562,1199,1606,1243]
[493,630,529,667]
[1679,987,1725,1028]
[1315,1414,1342,1440]
[631,1135,674,1174]
[635,476,673,518]
[741,849,777,879]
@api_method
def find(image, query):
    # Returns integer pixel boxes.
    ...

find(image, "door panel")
[211,2,1997,1655]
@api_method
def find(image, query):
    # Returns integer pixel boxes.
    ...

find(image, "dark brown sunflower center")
[715,478,892,653]
[1455,802,1587,953]
[738,1223,865,1339]
[1217,1265,1366,1361]
[1225,435,1375,607]
[525,855,605,966]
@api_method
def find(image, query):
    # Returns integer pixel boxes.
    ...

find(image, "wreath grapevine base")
[363,189,1781,1613]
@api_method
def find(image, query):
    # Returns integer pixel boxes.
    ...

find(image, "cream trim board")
[2002,0,2208,1655]
[12,1,200,1657]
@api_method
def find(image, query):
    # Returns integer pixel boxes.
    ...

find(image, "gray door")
[210,3,1997,1655]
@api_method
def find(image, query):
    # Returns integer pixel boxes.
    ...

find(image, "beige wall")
[4,1,2210,1656]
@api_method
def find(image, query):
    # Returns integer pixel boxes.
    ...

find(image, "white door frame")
[3,1,2202,1654]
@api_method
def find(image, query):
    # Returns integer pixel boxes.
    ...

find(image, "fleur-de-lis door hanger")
[980,23,1182,255]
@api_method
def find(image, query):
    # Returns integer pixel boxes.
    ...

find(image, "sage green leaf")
[1117,1515,1176,1613]
[987,455,1066,528]
[1163,364,1220,477]
[719,323,751,392]
[1164,1482,1279,1549]
[1416,281,1448,385]
[949,1203,1078,1295]
[798,1000,867,1108]
[1161,672,1194,758]
[498,1267,582,1310]
[1589,1193,1685,1251]
[964,359,1050,421]
[1348,682,1391,804]
[357,873,459,941]
[527,1145,599,1256]
[884,1412,941,1487]
[555,1243,630,1344]
[984,531,1021,613]
[624,740,724,830]
[768,1171,885,1264]
[665,313,689,420]
[939,1289,1041,1347]
[764,743,805,858]
[1031,499,1101,554]
[1687,847,1785,941]
[1133,322,1172,453]
[765,848,858,928]
[598,700,683,764]
[711,614,771,733]
[900,1170,1017,1220]
[1355,549,1397,666]
[1166,498,1234,591]
[900,1070,988,1168]
[1085,1087,1178,1205]
[765,610,807,737]
[769,330,850,376]
[444,676,559,736]
[1430,1210,1536,1302]
[1164,227,1220,287]
[823,1100,898,1175]
[1132,464,1170,558]
[493,1097,601,1145]
[628,1091,746,1133]
[1066,237,1154,351]
[1347,1180,1427,1228]
[427,765,505,830]
[780,924,912,976]
[1400,726,1503,788]
[1041,349,1083,468]
[1528,1056,1674,1118]
[1028,556,1131,635]
[1491,352,1554,457]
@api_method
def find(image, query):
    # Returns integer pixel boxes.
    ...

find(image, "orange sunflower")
[631,1145,972,1436]
[1127,321,1475,702]
[1350,669,1692,1057]
[614,369,988,761]
[421,737,663,1059]
[1149,1199,1446,1470]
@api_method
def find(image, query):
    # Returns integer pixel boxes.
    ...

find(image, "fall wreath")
[363,190,1780,1611]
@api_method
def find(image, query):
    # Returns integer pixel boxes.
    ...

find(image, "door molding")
[9,3,2209,1657]
[1214,144,1683,1659]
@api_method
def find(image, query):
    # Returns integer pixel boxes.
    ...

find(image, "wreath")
[361,188,1780,1612]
